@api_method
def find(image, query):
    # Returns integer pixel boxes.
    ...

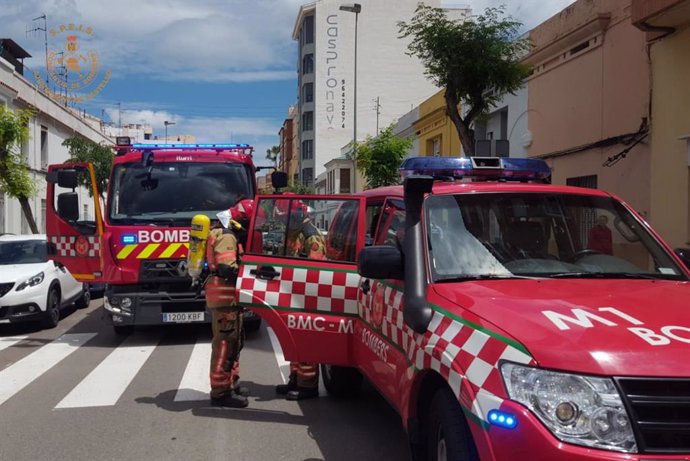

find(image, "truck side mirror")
[674,248,690,271]
[57,169,79,189]
[271,171,288,189]
[57,192,80,221]
[358,245,404,280]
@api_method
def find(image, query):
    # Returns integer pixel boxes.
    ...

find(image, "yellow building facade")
[413,90,462,157]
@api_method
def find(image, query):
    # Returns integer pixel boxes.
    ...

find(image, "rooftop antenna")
[29,14,49,87]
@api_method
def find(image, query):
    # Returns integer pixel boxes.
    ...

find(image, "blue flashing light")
[130,143,252,150]
[488,410,518,429]
[121,234,137,245]
[400,156,551,183]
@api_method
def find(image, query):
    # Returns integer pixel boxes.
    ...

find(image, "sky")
[1,0,575,168]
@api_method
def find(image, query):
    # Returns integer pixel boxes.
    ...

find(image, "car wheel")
[320,364,363,398]
[426,387,478,461]
[243,316,262,333]
[42,286,61,329]
[75,287,91,309]
[113,325,134,336]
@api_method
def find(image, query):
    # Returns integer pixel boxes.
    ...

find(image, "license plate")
[162,312,205,323]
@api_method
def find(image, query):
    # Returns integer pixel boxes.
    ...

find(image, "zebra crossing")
[0,330,229,410]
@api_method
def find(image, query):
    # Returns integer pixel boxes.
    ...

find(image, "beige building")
[632,0,690,247]
[525,0,652,219]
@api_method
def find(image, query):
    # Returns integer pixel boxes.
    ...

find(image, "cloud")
[7,0,304,83]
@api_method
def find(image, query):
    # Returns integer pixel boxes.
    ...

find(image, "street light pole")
[164,120,175,141]
[340,3,361,192]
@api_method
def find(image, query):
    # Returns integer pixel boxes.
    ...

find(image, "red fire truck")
[46,138,285,334]
[238,156,690,460]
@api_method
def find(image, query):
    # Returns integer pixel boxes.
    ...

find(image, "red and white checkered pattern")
[49,235,101,258]
[368,282,535,425]
[238,264,360,315]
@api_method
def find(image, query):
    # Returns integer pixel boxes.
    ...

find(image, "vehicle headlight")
[16,272,45,291]
[501,363,636,453]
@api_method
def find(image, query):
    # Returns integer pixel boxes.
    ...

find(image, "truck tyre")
[74,288,91,309]
[42,286,61,329]
[113,325,134,336]
[426,387,478,461]
[320,364,363,398]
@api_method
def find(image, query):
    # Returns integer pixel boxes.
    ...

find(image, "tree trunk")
[18,197,39,234]
[444,88,476,157]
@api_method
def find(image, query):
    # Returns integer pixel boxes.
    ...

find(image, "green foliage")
[0,106,36,199]
[62,136,114,198]
[399,5,531,156]
[356,124,413,189]
[284,182,315,194]
[265,145,280,165]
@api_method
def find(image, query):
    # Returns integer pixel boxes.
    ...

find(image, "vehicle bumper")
[481,401,690,460]
[0,303,45,324]
[102,285,209,326]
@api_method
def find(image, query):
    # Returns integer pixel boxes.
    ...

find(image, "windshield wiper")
[436,274,538,283]
[547,272,671,280]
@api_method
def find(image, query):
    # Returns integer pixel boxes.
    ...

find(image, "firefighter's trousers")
[210,306,243,399]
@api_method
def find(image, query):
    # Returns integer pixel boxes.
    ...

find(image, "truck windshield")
[425,193,686,282]
[108,162,253,225]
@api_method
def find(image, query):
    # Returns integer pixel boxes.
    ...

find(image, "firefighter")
[189,199,255,408]
[273,197,326,400]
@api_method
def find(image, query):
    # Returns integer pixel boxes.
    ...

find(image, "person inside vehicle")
[273,196,326,400]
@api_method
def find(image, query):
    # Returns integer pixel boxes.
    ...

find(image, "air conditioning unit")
[475,139,510,157]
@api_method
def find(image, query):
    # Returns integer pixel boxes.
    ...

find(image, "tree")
[0,105,38,233]
[284,183,315,194]
[399,5,531,156]
[62,136,114,201]
[265,145,280,167]
[355,124,413,189]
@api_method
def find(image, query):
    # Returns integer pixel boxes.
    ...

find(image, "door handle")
[250,266,280,280]
[361,278,370,294]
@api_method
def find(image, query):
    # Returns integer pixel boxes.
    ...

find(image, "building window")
[566,175,598,189]
[40,125,48,170]
[302,54,314,75]
[302,167,314,186]
[426,137,441,157]
[83,204,89,221]
[302,111,313,132]
[302,140,313,160]
[340,168,351,193]
[303,82,313,103]
[304,15,314,44]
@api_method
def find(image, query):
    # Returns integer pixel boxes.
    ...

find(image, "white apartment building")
[292,0,471,189]
[0,39,112,235]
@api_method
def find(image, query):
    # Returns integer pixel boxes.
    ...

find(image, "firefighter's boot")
[286,387,319,401]
[275,374,297,395]
[210,393,249,408]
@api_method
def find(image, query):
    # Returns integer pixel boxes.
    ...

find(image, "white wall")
[0,55,112,235]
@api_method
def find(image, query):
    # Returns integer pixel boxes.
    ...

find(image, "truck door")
[46,163,105,283]
[237,194,366,366]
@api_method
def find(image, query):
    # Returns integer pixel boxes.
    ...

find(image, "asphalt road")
[0,299,410,461]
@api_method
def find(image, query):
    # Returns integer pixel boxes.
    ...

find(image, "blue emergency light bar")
[400,156,551,182]
[130,143,252,150]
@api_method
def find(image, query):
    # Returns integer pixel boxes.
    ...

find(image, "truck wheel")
[426,387,478,461]
[42,286,61,329]
[113,325,134,336]
[74,288,91,309]
[320,364,363,398]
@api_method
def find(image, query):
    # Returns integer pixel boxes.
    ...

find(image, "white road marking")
[56,333,159,408]
[0,336,27,353]
[267,327,290,384]
[0,333,96,406]
[174,339,212,401]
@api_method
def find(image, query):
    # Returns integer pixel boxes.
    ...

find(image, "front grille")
[161,301,206,314]
[0,306,8,318]
[0,282,14,298]
[140,259,189,281]
[616,377,690,453]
